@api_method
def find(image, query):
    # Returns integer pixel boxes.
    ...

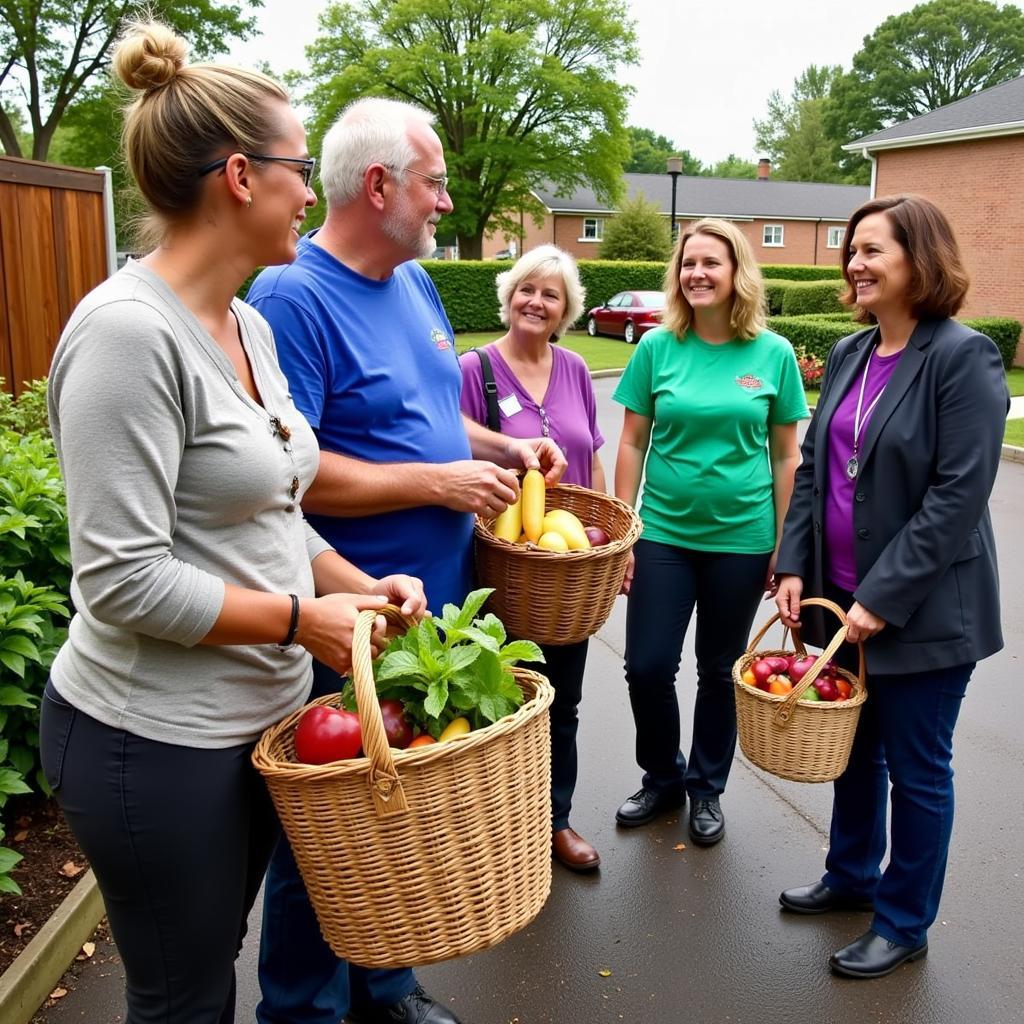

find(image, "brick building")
[845,74,1024,361]
[483,165,868,266]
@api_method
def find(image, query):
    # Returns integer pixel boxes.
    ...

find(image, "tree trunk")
[0,111,23,158]
[458,233,483,260]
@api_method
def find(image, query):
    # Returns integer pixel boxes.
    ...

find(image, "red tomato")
[379,699,413,749]
[408,733,437,748]
[834,678,853,700]
[294,706,362,764]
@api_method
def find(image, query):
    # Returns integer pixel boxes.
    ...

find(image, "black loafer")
[615,787,685,828]
[688,797,725,846]
[830,929,928,979]
[347,984,463,1023]
[779,880,875,915]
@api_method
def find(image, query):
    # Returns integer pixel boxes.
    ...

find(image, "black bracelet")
[280,593,300,647]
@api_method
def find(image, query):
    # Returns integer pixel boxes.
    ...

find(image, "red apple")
[751,659,775,687]
[379,698,413,749]
[584,525,611,547]
[787,655,818,683]
[813,677,840,702]
[294,706,362,764]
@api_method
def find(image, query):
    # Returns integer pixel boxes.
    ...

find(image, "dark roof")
[533,173,868,221]
[849,74,1024,149]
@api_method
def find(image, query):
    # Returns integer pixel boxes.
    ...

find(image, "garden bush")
[780,280,845,317]
[762,279,791,316]
[963,317,1021,369]
[759,264,842,281]
[0,383,71,893]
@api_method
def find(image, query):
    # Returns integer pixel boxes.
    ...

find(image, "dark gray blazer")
[775,317,1009,674]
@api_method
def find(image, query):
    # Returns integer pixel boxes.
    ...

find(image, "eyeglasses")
[197,153,317,189]
[396,166,449,196]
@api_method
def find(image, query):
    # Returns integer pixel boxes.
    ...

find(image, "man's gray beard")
[382,198,437,260]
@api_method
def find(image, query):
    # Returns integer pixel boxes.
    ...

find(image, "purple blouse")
[825,348,903,590]
[459,343,604,487]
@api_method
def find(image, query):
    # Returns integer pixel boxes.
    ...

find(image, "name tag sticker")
[498,394,523,417]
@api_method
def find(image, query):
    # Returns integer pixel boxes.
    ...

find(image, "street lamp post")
[666,155,683,244]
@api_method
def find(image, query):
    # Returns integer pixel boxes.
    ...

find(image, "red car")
[585,290,666,344]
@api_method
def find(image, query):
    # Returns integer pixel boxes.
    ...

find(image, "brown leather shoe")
[552,827,600,872]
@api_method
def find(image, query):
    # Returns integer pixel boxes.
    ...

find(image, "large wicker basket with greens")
[252,604,555,967]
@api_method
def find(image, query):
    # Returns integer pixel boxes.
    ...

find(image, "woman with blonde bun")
[40,20,425,1023]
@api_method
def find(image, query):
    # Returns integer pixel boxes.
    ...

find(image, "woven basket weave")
[252,605,555,967]
[474,483,641,645]
[733,598,867,783]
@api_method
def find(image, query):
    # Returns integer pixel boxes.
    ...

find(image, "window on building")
[581,218,604,241]
[762,224,784,247]
[826,225,845,248]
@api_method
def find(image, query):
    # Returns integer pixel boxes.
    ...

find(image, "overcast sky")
[227,0,924,164]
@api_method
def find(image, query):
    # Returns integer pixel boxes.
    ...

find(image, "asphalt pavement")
[34,376,1024,1024]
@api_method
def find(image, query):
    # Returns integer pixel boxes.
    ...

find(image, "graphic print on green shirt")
[613,326,809,553]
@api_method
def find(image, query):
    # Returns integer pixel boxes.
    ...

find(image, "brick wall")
[875,135,1024,361]
[488,213,846,265]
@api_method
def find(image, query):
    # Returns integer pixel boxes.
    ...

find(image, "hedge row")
[769,315,1022,369]
[759,264,843,281]
[763,278,846,316]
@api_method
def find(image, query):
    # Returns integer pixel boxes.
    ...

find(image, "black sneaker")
[615,787,686,828]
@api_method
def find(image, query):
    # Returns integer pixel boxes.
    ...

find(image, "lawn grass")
[454,330,634,372]
[454,333,1022,402]
[1004,418,1024,447]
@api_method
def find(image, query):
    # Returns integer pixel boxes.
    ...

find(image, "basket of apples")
[474,476,641,645]
[732,598,867,783]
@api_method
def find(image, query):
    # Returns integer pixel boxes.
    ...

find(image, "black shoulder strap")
[474,347,501,433]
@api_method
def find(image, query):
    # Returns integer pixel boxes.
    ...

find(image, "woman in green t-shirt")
[611,218,808,845]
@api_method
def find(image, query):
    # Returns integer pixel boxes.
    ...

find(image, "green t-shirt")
[613,326,809,553]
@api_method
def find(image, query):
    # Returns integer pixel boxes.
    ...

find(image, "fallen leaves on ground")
[59,861,84,878]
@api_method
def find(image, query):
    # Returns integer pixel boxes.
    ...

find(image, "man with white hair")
[247,97,563,1024]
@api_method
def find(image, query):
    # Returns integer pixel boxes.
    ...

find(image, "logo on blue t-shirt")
[431,327,452,350]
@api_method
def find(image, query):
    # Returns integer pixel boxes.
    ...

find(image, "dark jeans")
[520,639,589,832]
[820,587,973,946]
[40,680,278,1024]
[624,539,770,799]
[256,660,414,1024]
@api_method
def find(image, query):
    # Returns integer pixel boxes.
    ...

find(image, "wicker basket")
[733,598,868,783]
[252,605,555,967]
[474,483,641,645]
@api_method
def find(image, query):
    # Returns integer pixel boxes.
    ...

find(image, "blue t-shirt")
[247,234,473,611]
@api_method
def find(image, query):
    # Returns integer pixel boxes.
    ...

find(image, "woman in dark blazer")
[773,195,1009,979]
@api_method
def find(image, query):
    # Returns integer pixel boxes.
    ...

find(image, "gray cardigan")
[48,262,332,747]
[776,318,1008,674]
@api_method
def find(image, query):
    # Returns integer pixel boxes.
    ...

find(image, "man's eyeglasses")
[396,166,449,196]
[197,153,317,189]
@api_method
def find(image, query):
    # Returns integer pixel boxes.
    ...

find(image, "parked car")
[585,291,666,344]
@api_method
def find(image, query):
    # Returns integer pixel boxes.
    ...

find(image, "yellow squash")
[438,717,472,742]
[521,469,546,543]
[491,494,522,542]
[537,530,569,551]
[541,508,591,550]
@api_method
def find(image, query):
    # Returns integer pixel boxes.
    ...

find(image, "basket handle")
[351,604,418,818]
[744,597,866,728]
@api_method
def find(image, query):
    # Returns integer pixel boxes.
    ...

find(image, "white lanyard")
[846,349,885,479]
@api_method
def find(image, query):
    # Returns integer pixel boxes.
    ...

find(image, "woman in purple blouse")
[773,196,1008,979]
[460,245,605,872]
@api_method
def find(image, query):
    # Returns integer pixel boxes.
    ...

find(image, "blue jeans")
[256,660,415,1024]
[822,659,973,947]
[623,539,771,798]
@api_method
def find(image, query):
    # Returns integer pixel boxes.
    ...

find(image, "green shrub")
[0,378,50,436]
[962,317,1022,369]
[770,315,1021,370]
[760,264,842,281]
[762,279,790,316]
[598,195,671,262]
[768,316,855,363]
[780,280,845,317]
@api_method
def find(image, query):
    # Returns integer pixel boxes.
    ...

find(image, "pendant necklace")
[847,347,885,480]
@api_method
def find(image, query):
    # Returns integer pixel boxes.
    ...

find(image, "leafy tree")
[826,0,1024,169]
[753,65,866,184]
[625,126,702,175]
[299,0,637,259]
[0,103,30,155]
[0,0,260,161]
[703,154,758,179]
[598,192,671,262]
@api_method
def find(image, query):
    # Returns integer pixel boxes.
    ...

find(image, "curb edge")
[0,870,104,1024]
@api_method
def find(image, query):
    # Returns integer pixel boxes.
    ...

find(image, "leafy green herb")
[341,588,543,737]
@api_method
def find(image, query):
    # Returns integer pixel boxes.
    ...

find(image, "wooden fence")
[0,157,113,397]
